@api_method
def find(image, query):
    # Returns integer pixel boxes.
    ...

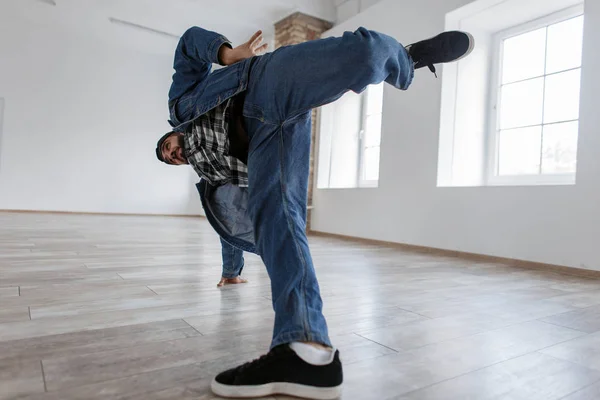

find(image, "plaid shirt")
[183,99,249,187]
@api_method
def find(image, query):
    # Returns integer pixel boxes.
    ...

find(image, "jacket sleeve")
[177,26,232,67]
[168,27,233,126]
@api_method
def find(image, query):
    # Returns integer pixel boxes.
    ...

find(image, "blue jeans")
[220,237,244,279]
[241,27,414,348]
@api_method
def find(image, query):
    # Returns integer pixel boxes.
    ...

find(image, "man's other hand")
[220,30,268,66]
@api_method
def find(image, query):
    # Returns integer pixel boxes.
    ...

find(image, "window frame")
[358,83,384,188]
[486,4,584,186]
[316,83,384,189]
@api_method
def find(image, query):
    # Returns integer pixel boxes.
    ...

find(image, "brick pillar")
[274,12,333,232]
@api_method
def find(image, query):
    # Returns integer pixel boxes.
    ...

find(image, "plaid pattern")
[184,99,249,187]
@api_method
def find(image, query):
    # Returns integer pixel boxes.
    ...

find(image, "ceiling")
[2,0,337,55]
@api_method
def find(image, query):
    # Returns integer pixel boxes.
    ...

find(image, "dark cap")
[155,131,175,163]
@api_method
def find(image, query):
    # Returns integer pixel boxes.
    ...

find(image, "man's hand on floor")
[219,30,268,66]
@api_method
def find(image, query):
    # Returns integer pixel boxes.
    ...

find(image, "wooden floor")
[2,212,600,399]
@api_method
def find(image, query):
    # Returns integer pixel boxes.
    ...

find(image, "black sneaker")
[407,31,475,76]
[211,344,343,399]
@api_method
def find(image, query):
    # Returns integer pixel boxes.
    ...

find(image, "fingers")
[245,29,269,55]
[255,42,268,54]
[251,32,266,48]
[248,30,262,46]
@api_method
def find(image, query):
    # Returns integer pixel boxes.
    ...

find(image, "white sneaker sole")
[211,379,343,399]
[454,31,476,62]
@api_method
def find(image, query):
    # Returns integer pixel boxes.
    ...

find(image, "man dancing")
[156,25,473,399]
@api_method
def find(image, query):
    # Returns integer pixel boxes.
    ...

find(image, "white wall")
[0,5,203,215]
[334,0,384,23]
[312,0,600,270]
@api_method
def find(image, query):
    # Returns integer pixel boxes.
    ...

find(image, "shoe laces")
[407,43,439,78]
[426,64,437,78]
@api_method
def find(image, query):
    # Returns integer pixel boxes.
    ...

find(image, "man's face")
[161,133,188,165]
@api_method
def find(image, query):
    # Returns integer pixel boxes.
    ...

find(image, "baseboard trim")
[0,209,205,219]
[309,230,600,279]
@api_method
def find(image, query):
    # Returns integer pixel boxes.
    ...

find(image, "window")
[437,0,586,188]
[317,83,384,189]
[359,82,384,187]
[488,10,584,185]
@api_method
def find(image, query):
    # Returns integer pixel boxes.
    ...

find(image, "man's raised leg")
[244,27,473,123]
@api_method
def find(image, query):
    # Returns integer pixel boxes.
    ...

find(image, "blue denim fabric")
[196,181,256,253]
[168,26,254,132]
[179,27,414,348]
[220,237,244,279]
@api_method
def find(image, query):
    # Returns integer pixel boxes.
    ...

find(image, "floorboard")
[2,212,600,399]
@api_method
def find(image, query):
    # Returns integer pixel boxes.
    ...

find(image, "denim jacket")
[168,26,254,132]
[168,26,257,253]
